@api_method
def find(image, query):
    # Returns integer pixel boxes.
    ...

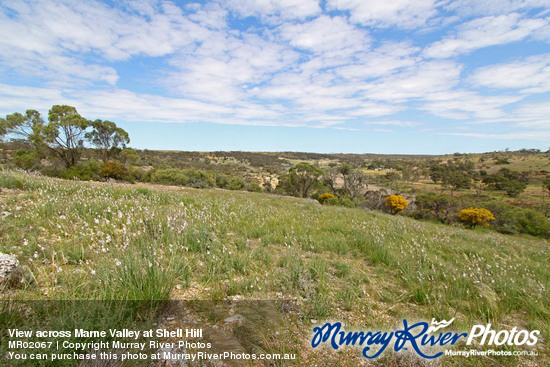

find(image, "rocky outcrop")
[0,253,33,289]
[0,253,19,280]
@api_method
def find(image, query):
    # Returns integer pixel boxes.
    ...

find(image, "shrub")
[128,166,146,182]
[362,189,388,210]
[247,182,262,192]
[414,192,458,223]
[318,193,335,204]
[215,174,229,188]
[321,195,355,208]
[483,168,528,197]
[13,150,41,170]
[458,208,495,229]
[59,160,103,181]
[385,195,408,214]
[338,197,355,208]
[227,176,245,190]
[150,168,189,186]
[408,209,433,220]
[480,200,550,237]
[101,161,127,180]
[184,169,216,188]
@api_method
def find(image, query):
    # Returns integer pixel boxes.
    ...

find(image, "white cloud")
[439,130,550,141]
[0,0,549,144]
[225,0,321,22]
[344,104,405,118]
[187,2,228,29]
[421,90,522,119]
[424,13,549,58]
[167,31,298,103]
[441,99,550,143]
[335,42,420,80]
[510,100,550,128]
[326,0,438,29]
[470,54,550,93]
[279,15,369,55]
[0,0,213,85]
[444,0,550,17]
[0,84,66,114]
[362,61,463,102]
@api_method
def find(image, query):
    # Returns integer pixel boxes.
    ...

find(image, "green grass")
[0,170,548,366]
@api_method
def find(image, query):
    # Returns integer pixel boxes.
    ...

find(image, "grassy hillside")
[0,170,548,366]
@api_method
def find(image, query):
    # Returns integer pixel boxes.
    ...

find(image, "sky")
[1,0,549,154]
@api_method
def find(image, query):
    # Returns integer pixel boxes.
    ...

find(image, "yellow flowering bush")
[385,195,408,214]
[318,193,335,204]
[459,208,495,228]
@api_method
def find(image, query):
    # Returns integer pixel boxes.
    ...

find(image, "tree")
[415,192,458,223]
[384,171,401,191]
[385,195,408,214]
[428,160,474,196]
[120,148,139,167]
[346,170,369,200]
[86,119,130,162]
[326,163,369,200]
[446,171,471,196]
[37,105,91,168]
[483,168,528,197]
[281,162,323,198]
[458,208,495,229]
[0,110,44,147]
[0,118,7,140]
[337,163,353,187]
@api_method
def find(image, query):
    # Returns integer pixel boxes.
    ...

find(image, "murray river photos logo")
[311,318,540,359]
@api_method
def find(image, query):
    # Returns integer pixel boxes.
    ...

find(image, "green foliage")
[150,168,190,186]
[338,197,355,208]
[279,162,323,198]
[150,168,216,188]
[384,171,401,190]
[246,182,262,192]
[429,159,474,194]
[323,196,340,206]
[40,105,91,168]
[186,170,216,188]
[483,168,528,197]
[0,109,44,142]
[86,119,129,162]
[414,192,458,223]
[59,160,103,181]
[0,118,7,139]
[227,176,245,190]
[319,194,355,207]
[481,200,550,237]
[13,149,41,170]
[119,148,139,166]
[337,163,352,176]
[495,157,510,165]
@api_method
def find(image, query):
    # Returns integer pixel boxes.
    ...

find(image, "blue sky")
[1,0,549,154]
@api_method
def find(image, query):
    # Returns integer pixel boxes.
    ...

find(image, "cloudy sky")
[1,0,549,153]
